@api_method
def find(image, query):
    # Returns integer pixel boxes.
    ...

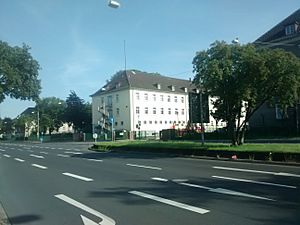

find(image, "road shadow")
[9,214,41,224]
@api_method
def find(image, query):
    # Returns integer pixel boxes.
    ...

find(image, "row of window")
[136,93,185,103]
[138,120,186,125]
[136,107,184,115]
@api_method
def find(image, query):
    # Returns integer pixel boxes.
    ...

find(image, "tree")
[0,41,41,103]
[1,117,14,134]
[193,41,300,145]
[14,114,34,139]
[35,97,65,135]
[64,91,92,132]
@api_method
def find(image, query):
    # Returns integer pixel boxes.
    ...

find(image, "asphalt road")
[0,142,300,225]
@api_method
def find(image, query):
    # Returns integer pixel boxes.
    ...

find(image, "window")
[160,121,162,124]
[168,108,171,115]
[116,108,120,116]
[154,121,157,124]
[136,106,140,114]
[165,121,167,124]
[181,97,184,103]
[101,97,104,104]
[160,108,164,114]
[174,96,178,102]
[171,85,175,91]
[153,107,156,114]
[175,108,178,115]
[156,83,161,89]
[153,94,156,101]
[144,93,148,101]
[181,109,184,115]
[145,107,148,114]
[149,121,152,124]
[167,95,171,102]
[144,121,147,124]
[121,121,124,126]
[285,24,297,35]
[160,95,164,101]
[115,122,118,126]
[116,94,119,103]
[136,92,140,100]
[107,95,112,106]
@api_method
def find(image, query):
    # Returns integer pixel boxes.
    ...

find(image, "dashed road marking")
[126,163,162,170]
[129,191,210,214]
[3,154,11,158]
[65,152,83,155]
[62,172,93,182]
[31,164,48,169]
[86,159,103,162]
[30,154,44,159]
[152,177,168,182]
[40,151,48,155]
[14,158,25,162]
[57,154,70,158]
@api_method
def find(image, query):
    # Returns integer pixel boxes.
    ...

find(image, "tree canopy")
[193,41,300,145]
[0,41,41,103]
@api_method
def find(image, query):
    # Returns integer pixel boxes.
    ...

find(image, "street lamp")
[32,109,40,140]
[108,0,120,8]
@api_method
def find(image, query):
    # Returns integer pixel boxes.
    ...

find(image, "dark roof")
[91,70,196,97]
[256,9,300,42]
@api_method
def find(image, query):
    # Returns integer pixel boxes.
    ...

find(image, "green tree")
[14,114,34,139]
[1,117,14,134]
[0,41,41,103]
[193,41,300,145]
[64,91,92,132]
[35,97,65,135]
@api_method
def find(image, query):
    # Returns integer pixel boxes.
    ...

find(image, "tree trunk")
[228,119,237,146]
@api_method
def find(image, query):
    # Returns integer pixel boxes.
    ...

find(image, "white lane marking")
[62,172,93,182]
[172,179,189,183]
[129,191,210,214]
[40,151,48,155]
[86,159,103,162]
[66,149,71,151]
[54,194,116,225]
[275,172,300,178]
[126,163,162,170]
[3,154,11,158]
[30,154,44,159]
[31,164,48,169]
[212,175,297,189]
[14,158,25,162]
[0,149,5,152]
[65,151,83,155]
[27,150,34,153]
[57,154,70,158]
[152,177,168,182]
[58,148,63,150]
[51,148,56,150]
[180,182,275,201]
[213,166,300,177]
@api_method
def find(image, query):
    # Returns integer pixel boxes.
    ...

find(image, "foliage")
[35,97,65,135]
[64,91,92,132]
[14,114,33,135]
[192,41,300,145]
[0,41,41,103]
[0,117,14,134]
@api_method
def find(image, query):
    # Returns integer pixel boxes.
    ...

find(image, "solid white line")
[62,172,93,182]
[54,194,116,225]
[57,154,70,158]
[3,154,11,158]
[152,177,168,182]
[172,179,189,183]
[126,163,162,170]
[14,158,25,162]
[212,175,297,189]
[86,159,103,162]
[30,154,44,159]
[179,182,275,201]
[65,151,83,155]
[213,166,300,178]
[31,164,48,169]
[129,191,210,214]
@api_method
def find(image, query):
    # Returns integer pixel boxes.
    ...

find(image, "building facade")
[250,9,300,134]
[91,70,224,139]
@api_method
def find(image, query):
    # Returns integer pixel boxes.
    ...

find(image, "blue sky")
[0,0,299,118]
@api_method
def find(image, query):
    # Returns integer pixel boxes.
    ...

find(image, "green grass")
[93,140,300,153]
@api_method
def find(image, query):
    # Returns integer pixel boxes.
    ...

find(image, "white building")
[91,70,226,139]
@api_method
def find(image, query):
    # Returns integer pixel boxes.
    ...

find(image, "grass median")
[92,140,300,154]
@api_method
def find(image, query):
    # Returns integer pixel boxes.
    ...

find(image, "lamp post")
[32,109,40,140]
[196,89,205,145]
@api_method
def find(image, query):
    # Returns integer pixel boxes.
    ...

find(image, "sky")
[0,0,299,118]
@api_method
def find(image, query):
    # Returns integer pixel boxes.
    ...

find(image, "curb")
[0,201,10,225]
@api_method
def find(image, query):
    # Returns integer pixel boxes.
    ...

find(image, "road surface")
[0,142,299,225]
